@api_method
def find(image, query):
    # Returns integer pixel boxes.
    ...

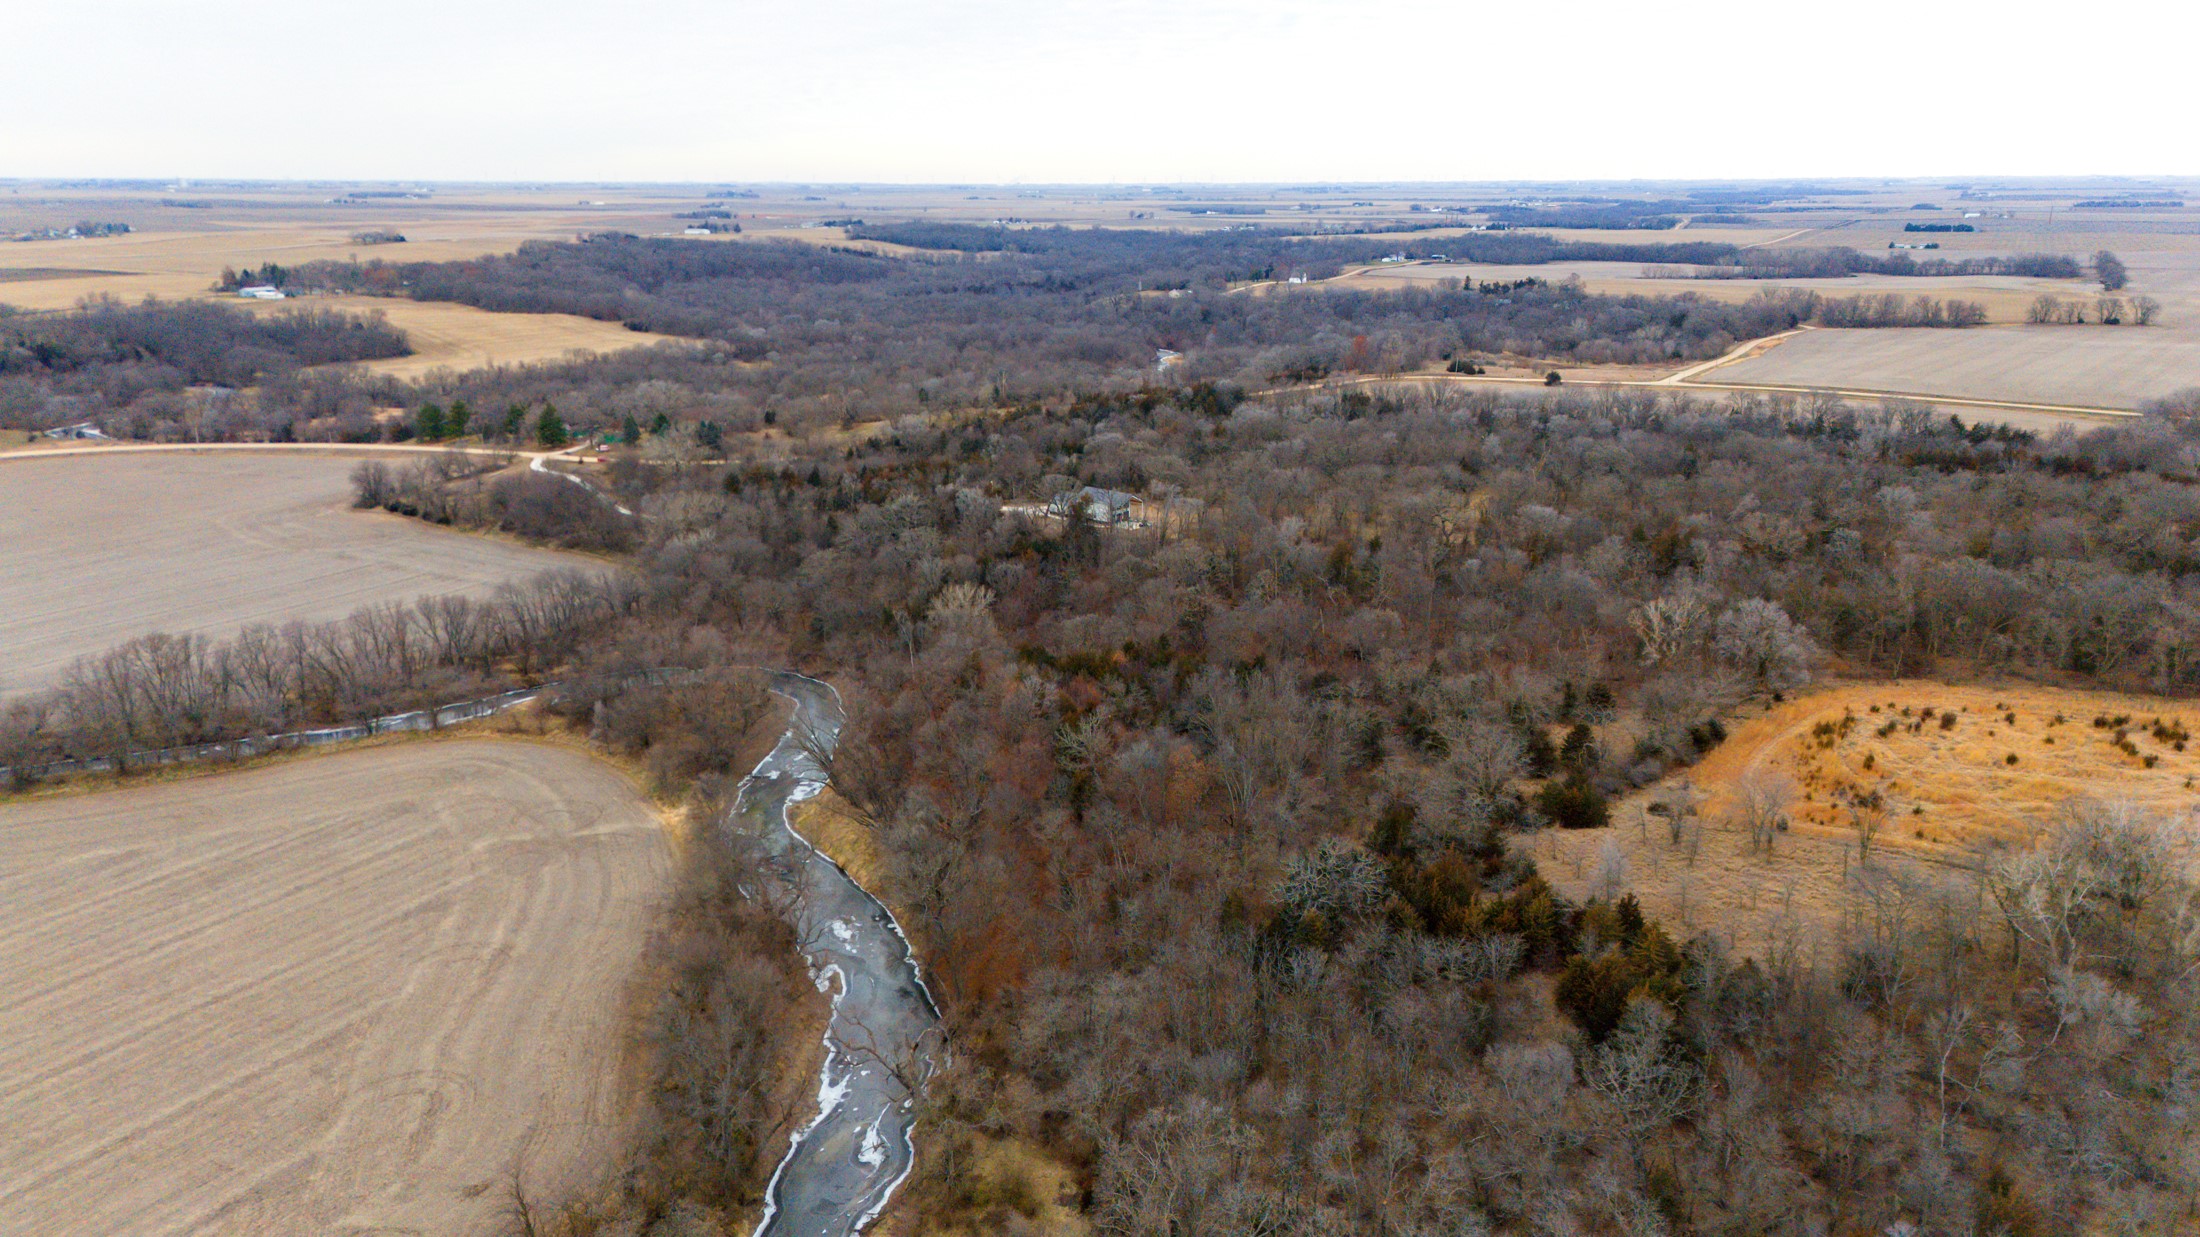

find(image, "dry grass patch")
[247,295,685,378]
[790,787,890,897]
[1530,680,2200,951]
[908,1131,1091,1237]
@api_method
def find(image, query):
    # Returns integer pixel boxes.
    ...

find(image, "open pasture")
[1531,681,2200,954]
[270,295,684,378]
[0,740,668,1237]
[0,451,591,696]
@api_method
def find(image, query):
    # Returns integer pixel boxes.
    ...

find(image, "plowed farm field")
[0,740,670,1237]
[0,451,592,696]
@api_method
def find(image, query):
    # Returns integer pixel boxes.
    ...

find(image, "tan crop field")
[1531,681,2200,953]
[0,452,593,696]
[0,739,669,1236]
[1713,325,2200,411]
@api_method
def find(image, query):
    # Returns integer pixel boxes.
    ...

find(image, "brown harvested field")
[0,451,594,696]
[1713,325,2200,411]
[0,739,669,1237]
[1530,681,2200,955]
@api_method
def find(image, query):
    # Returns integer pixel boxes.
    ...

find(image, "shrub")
[1538,775,1610,830]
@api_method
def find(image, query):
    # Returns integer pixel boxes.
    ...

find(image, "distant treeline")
[1484,203,1683,230]
[1903,222,1975,233]
[277,230,1844,424]
[9,221,132,241]
[849,221,1744,267]
[1812,293,1988,328]
[26,222,2012,446]
[2075,199,2183,208]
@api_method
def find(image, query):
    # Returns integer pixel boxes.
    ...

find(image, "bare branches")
[1732,769,1794,857]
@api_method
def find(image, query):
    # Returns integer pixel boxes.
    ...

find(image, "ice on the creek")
[815,1061,853,1121]
[858,1120,887,1168]
[829,918,856,945]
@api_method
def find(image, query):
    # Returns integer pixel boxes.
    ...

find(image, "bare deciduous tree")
[1732,769,1794,857]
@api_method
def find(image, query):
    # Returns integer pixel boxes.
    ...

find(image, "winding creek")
[742,672,941,1237]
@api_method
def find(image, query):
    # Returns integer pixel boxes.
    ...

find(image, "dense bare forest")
[271,230,1810,426]
[14,365,2200,1232]
[4,224,2105,446]
[139,384,2184,1236]
[671,389,2199,1236]
[0,298,408,430]
[9,219,2198,1235]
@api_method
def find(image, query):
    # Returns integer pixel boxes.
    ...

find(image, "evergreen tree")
[415,403,446,442]
[447,399,472,438]
[536,405,569,448]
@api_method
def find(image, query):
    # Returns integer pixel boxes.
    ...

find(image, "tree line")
[1675,247,2088,281]
[0,571,627,778]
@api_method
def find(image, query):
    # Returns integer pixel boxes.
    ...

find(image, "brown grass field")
[1531,681,2200,956]
[0,452,593,696]
[0,739,669,1236]
[269,296,684,378]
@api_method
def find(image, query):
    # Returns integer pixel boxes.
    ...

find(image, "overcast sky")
[2,0,2188,183]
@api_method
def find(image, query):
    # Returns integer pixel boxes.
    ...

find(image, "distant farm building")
[41,422,109,440]
[1048,486,1144,525]
[236,285,286,300]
